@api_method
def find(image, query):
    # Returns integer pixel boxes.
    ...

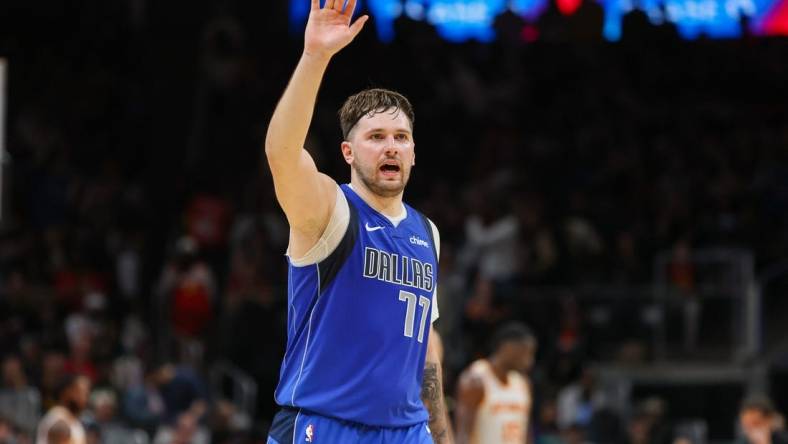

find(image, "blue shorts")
[267,408,433,444]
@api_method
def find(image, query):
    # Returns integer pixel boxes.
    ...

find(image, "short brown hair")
[339,88,414,140]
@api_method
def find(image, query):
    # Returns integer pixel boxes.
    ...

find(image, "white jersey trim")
[287,184,350,267]
[428,218,441,323]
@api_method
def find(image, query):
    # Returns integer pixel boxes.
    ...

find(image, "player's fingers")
[311,0,319,11]
[343,0,358,16]
[324,0,335,9]
[333,0,344,12]
[349,14,368,37]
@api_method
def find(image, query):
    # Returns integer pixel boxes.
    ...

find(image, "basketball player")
[36,374,90,444]
[455,323,537,444]
[264,0,452,443]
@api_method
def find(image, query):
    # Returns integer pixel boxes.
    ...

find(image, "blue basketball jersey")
[274,184,439,427]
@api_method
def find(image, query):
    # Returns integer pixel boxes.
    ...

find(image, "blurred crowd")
[1,0,787,442]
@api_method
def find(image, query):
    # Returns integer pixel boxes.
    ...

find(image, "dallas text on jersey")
[362,247,435,292]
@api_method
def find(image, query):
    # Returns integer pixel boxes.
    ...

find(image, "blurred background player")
[455,322,537,444]
[35,374,90,444]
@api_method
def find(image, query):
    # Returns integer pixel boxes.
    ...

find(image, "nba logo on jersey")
[305,424,314,442]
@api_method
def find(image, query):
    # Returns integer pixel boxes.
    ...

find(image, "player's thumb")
[350,15,369,38]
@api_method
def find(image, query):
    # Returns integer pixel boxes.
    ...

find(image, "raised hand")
[304,0,369,60]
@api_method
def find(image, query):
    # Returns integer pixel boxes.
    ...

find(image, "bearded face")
[343,109,415,198]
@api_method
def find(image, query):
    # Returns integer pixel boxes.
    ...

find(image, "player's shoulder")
[457,367,486,405]
[314,172,342,214]
[288,181,350,267]
[458,360,487,389]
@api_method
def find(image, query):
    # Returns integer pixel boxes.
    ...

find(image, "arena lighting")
[289,0,788,41]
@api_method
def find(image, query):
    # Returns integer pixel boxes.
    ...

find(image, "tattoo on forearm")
[422,363,440,419]
[422,362,449,442]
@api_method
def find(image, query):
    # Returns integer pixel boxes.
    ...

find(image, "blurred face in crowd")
[69,332,93,360]
[86,427,100,444]
[64,376,91,414]
[153,364,176,386]
[502,337,537,373]
[2,356,27,388]
[539,399,558,427]
[42,352,66,391]
[562,425,586,444]
[740,407,773,444]
[174,413,197,444]
[628,415,652,444]
[342,109,415,198]
[92,392,117,423]
[0,418,13,441]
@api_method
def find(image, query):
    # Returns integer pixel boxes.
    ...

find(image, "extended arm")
[264,0,367,256]
[422,327,454,444]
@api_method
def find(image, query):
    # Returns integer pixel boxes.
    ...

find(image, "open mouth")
[379,161,401,176]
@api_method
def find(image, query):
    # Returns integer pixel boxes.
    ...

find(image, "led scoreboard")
[289,0,788,41]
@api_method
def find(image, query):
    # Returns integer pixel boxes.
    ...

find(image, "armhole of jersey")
[416,212,441,324]
[317,194,359,291]
[288,185,350,267]
[429,220,441,258]
[416,212,439,260]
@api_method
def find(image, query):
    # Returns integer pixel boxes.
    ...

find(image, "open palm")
[305,0,368,58]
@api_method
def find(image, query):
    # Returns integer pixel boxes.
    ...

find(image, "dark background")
[1,1,788,443]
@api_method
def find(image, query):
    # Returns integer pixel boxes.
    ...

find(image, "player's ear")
[412,147,416,166]
[341,141,353,165]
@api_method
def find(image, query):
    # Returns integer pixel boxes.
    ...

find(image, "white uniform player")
[36,406,87,444]
[36,375,90,444]
[456,323,537,444]
[467,359,532,444]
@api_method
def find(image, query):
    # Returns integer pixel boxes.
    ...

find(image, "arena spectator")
[739,395,788,444]
[0,355,40,436]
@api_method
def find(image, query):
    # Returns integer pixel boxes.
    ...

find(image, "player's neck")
[350,180,404,218]
[488,356,510,385]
